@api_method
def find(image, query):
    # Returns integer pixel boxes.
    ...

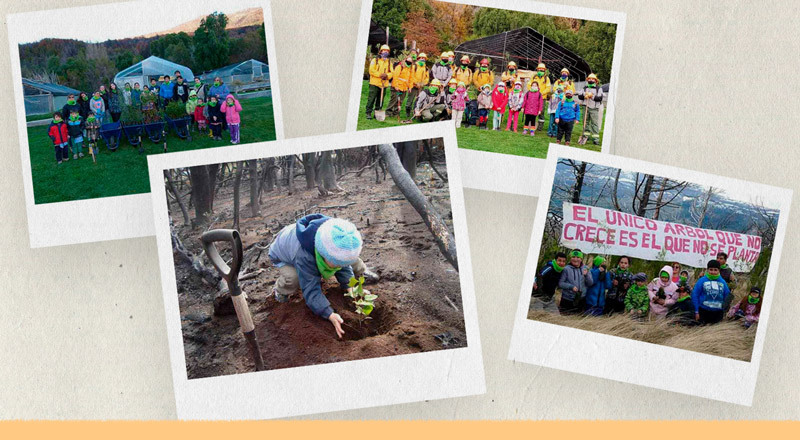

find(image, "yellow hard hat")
[460,55,470,62]
[430,79,442,86]
[587,73,598,81]
[379,44,390,52]
[561,68,570,74]
[536,63,546,70]
[448,78,458,85]
[508,61,517,68]
[418,52,427,59]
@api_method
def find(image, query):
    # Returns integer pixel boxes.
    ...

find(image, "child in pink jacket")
[220,94,243,144]
[450,82,468,128]
[648,265,679,318]
[522,82,543,136]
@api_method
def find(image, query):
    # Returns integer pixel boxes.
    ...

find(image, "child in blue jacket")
[691,259,731,324]
[555,89,581,145]
[584,255,612,316]
[268,214,368,339]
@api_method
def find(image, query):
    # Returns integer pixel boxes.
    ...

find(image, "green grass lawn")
[355,80,604,158]
[29,97,276,204]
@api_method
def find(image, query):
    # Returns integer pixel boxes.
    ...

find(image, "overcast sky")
[13,0,263,44]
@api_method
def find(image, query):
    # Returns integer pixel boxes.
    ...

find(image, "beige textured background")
[1,0,798,419]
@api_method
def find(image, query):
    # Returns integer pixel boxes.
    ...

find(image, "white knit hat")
[315,218,362,267]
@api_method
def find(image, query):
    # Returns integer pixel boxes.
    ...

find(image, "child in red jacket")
[193,97,208,132]
[47,113,70,164]
[491,83,509,130]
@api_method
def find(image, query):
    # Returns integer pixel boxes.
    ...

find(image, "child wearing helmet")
[577,73,605,145]
[431,51,453,84]
[268,214,369,339]
[366,44,393,120]
[414,79,447,122]
[454,55,473,87]
[406,52,430,118]
[472,58,495,90]
[501,61,520,89]
[554,68,575,94]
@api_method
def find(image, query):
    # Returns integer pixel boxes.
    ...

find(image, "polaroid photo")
[8,0,284,248]
[507,144,792,406]
[347,0,625,195]
[148,122,483,419]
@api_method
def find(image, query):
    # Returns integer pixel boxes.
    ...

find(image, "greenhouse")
[197,59,270,87]
[454,27,593,82]
[113,56,194,89]
[22,78,81,116]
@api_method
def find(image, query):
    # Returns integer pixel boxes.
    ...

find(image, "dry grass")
[528,292,757,362]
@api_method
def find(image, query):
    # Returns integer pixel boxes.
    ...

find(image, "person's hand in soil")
[329,313,345,339]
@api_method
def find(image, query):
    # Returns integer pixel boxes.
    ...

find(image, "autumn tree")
[401,9,442,54]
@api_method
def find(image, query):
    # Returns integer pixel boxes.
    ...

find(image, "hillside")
[140,7,264,38]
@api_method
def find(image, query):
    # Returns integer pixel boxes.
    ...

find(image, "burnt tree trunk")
[303,153,317,189]
[395,141,418,180]
[165,170,190,225]
[571,162,587,203]
[286,155,296,194]
[248,160,260,216]
[189,164,218,226]
[378,144,458,270]
[317,150,337,196]
[232,161,244,229]
[635,174,655,217]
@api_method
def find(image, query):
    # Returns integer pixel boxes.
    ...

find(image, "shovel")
[202,229,266,372]
[374,86,386,121]
[89,142,96,163]
[578,101,590,145]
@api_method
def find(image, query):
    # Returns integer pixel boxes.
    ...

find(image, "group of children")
[533,250,761,328]
[366,46,605,146]
[47,73,243,164]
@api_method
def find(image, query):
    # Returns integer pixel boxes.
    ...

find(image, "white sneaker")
[73,154,78,159]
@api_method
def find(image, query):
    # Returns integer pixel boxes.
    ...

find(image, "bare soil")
[172,162,466,379]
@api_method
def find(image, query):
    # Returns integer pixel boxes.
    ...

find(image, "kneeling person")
[268,214,367,338]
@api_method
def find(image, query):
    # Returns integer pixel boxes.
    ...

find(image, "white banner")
[559,202,762,271]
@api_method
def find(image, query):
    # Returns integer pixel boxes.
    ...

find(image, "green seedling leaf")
[360,304,374,316]
[358,276,365,285]
[348,277,358,288]
[364,294,378,301]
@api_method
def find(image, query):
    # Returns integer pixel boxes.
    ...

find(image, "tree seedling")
[346,276,377,318]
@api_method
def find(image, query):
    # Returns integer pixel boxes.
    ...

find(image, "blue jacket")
[691,275,730,313]
[584,265,612,308]
[208,83,231,100]
[159,82,174,99]
[556,100,581,122]
[268,214,354,319]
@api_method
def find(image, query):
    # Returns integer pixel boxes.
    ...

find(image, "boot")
[565,141,571,146]
[523,128,529,135]
[592,138,599,145]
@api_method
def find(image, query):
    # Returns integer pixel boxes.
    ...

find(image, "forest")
[19,11,268,93]
[371,0,617,82]
[166,141,466,377]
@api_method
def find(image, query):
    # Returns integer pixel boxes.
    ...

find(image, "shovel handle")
[201,229,243,286]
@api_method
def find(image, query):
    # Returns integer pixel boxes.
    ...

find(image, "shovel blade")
[374,110,386,121]
[578,135,588,145]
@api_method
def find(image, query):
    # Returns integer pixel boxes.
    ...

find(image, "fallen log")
[378,144,458,271]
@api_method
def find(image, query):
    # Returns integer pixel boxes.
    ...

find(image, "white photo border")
[507,143,793,406]
[148,122,484,419]
[346,0,626,196]
[7,0,286,248]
